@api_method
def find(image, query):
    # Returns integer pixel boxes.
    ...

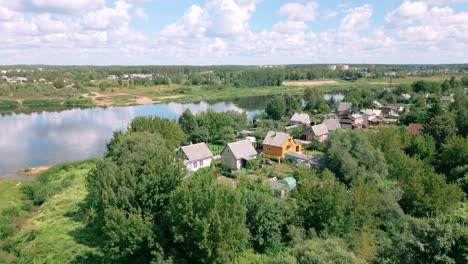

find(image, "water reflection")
[0,101,260,176]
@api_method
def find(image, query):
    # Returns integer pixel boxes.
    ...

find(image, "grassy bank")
[1,160,102,263]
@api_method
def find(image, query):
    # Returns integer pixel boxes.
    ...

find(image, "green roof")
[280,177,297,190]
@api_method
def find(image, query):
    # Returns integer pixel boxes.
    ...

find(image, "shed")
[280,177,297,190]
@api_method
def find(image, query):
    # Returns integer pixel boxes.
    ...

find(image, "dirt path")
[135,96,154,105]
[282,80,338,86]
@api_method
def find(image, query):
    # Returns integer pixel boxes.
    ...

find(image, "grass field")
[0,182,23,211]
[1,161,103,263]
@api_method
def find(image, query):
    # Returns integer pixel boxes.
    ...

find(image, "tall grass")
[22,99,63,108]
[0,99,19,110]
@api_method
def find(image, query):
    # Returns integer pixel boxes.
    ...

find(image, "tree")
[325,130,388,184]
[87,132,185,261]
[166,170,249,263]
[404,133,436,162]
[128,116,185,149]
[266,96,287,120]
[424,114,457,147]
[178,109,198,135]
[377,217,467,264]
[295,169,349,235]
[285,96,302,117]
[438,136,468,181]
[304,87,326,112]
[53,79,65,89]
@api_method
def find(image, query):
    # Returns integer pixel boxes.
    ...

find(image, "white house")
[180,143,213,172]
[221,140,257,171]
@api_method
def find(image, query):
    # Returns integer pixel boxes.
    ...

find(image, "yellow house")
[262,131,302,161]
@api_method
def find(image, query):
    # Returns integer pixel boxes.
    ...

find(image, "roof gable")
[262,131,291,147]
[181,143,213,161]
[323,119,341,131]
[224,140,257,160]
[290,113,310,123]
[311,124,329,136]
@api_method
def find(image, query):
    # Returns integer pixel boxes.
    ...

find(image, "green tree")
[304,87,326,112]
[128,116,185,149]
[424,114,457,147]
[285,96,302,117]
[438,136,468,181]
[87,132,185,261]
[266,96,287,120]
[53,79,65,89]
[166,170,249,263]
[404,133,436,162]
[325,130,388,184]
[178,109,198,135]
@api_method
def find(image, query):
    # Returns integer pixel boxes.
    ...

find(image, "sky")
[0,0,467,65]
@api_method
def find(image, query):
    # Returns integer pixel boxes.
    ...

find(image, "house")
[323,119,341,132]
[440,95,455,106]
[400,93,412,102]
[372,100,383,108]
[268,176,297,199]
[180,143,213,172]
[262,131,302,160]
[337,102,352,117]
[238,129,256,138]
[340,114,363,129]
[300,124,329,142]
[221,140,258,171]
[387,104,405,112]
[408,123,424,135]
[289,113,310,126]
[107,74,117,80]
[360,109,384,127]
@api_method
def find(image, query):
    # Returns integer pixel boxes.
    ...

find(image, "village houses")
[300,124,329,142]
[262,131,302,161]
[289,113,311,126]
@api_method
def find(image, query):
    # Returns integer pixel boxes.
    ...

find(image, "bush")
[63,97,96,108]
[22,99,63,108]
[0,99,19,110]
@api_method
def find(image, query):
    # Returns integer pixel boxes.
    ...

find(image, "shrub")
[0,99,19,110]
[22,99,63,108]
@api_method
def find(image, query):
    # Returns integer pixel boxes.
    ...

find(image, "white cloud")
[272,20,308,33]
[339,4,373,32]
[18,0,106,13]
[424,0,468,4]
[0,6,19,21]
[279,1,319,21]
[207,0,261,37]
[135,8,149,21]
[33,14,73,33]
[385,1,428,27]
[81,0,131,30]
[160,5,209,38]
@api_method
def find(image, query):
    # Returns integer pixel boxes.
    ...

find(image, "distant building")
[340,114,363,129]
[289,113,311,126]
[360,109,384,127]
[180,143,213,172]
[440,94,455,106]
[300,124,329,142]
[107,74,117,80]
[340,64,349,71]
[268,176,297,199]
[328,65,337,71]
[322,119,341,132]
[408,123,424,135]
[337,102,352,117]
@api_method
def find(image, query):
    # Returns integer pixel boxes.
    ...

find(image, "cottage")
[387,104,405,112]
[322,119,341,132]
[340,114,363,129]
[289,113,310,126]
[408,123,424,135]
[262,131,302,160]
[221,140,258,171]
[180,143,213,172]
[360,109,384,127]
[337,102,352,117]
[372,100,383,108]
[300,124,329,142]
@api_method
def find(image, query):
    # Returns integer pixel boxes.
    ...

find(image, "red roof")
[408,123,424,135]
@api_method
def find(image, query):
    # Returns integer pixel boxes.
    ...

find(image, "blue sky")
[0,0,467,65]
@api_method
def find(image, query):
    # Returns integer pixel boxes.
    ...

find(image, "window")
[193,162,198,168]
[266,147,271,152]
[200,160,204,166]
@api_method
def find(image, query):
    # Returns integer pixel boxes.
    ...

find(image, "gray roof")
[262,131,291,148]
[289,113,310,124]
[322,119,341,131]
[338,102,352,112]
[311,124,329,136]
[224,140,257,160]
[285,152,313,161]
[181,143,213,161]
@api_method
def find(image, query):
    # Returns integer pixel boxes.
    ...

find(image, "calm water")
[0,93,342,178]
[0,100,262,178]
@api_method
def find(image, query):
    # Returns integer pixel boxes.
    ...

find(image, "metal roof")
[181,143,213,161]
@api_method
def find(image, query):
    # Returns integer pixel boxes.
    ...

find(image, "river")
[0,93,343,179]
